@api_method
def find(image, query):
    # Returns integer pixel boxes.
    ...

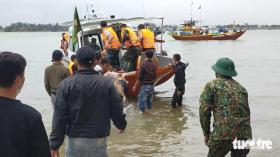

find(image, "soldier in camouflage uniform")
[199,58,252,157]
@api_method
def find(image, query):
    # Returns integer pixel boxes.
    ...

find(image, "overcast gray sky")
[0,0,279,26]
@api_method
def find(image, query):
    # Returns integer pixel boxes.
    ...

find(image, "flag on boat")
[198,5,202,10]
[72,6,81,50]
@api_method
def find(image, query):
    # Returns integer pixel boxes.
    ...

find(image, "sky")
[0,0,279,26]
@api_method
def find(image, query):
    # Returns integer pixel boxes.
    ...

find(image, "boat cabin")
[62,16,175,97]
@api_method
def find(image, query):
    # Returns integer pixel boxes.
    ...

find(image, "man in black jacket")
[49,46,127,157]
[171,54,189,108]
[0,51,51,157]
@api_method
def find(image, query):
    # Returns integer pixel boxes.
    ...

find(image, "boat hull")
[171,30,246,41]
[63,54,174,97]
[124,65,174,97]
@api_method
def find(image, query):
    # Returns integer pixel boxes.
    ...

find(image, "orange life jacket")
[68,61,75,76]
[102,27,121,49]
[140,29,155,49]
[121,27,140,48]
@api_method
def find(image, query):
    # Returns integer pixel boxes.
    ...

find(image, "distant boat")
[171,30,246,41]
[171,1,246,41]
[170,21,246,41]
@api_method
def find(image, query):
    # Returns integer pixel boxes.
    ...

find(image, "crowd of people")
[0,21,252,157]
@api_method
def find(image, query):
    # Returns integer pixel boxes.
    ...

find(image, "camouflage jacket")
[199,77,252,140]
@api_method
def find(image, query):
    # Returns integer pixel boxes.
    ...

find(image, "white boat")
[61,8,175,97]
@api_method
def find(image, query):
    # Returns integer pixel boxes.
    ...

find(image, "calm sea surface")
[0,30,279,157]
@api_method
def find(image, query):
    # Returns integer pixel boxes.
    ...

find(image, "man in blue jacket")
[49,46,127,157]
[171,54,189,108]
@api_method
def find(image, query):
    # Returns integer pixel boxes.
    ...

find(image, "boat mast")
[160,17,164,55]
[198,5,202,27]
[190,0,193,28]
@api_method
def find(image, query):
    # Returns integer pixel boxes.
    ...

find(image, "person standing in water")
[170,54,189,108]
[199,58,252,157]
[133,50,157,113]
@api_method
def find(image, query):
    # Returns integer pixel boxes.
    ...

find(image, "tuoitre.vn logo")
[233,138,272,150]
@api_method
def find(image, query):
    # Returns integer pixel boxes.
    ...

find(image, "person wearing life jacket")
[120,24,141,72]
[60,32,69,56]
[138,24,159,67]
[69,54,78,76]
[100,21,121,70]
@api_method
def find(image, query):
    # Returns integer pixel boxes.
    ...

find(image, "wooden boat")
[124,56,174,97]
[62,14,174,97]
[171,30,246,41]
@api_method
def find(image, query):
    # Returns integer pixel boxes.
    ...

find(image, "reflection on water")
[108,97,192,157]
[58,97,194,157]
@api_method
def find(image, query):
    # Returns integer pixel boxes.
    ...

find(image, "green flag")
[72,6,81,50]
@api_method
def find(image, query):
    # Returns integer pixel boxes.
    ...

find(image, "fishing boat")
[171,30,246,41]
[62,8,174,97]
[170,0,246,41]
[170,21,246,41]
